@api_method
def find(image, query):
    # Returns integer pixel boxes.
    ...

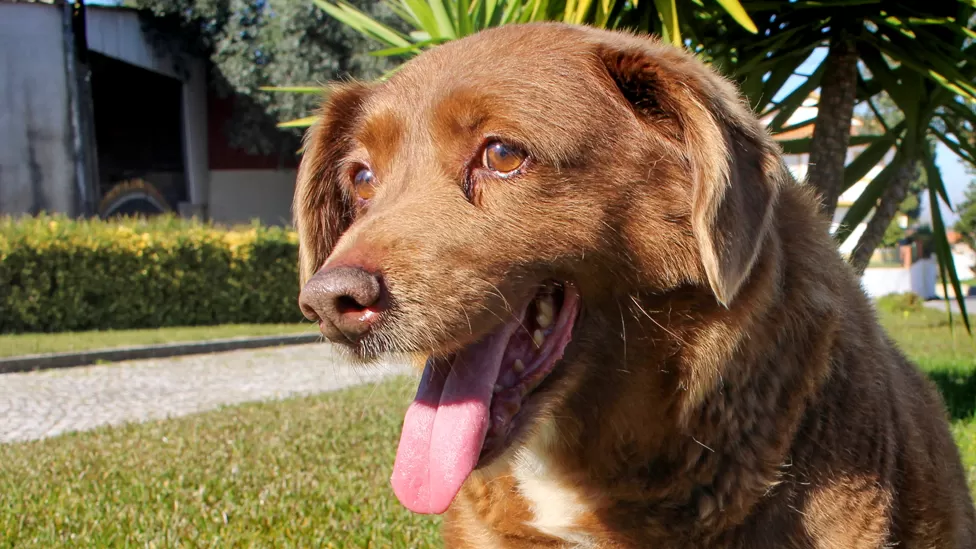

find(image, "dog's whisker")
[630,294,686,346]
[617,298,628,368]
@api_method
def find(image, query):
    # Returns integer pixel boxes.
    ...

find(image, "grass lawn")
[878,304,976,497]
[0,377,440,547]
[0,324,318,358]
[878,304,976,421]
[0,307,973,547]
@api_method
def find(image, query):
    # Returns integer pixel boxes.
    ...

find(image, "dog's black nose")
[299,265,384,342]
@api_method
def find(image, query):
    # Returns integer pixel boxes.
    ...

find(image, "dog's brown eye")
[483,141,526,174]
[353,168,376,201]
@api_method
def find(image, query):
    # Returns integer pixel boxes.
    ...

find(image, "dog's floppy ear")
[691,121,782,307]
[293,81,372,286]
[597,43,781,306]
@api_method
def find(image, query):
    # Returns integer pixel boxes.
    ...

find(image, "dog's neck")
[462,191,844,545]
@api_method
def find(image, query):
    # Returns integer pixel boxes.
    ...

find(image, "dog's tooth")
[513,359,525,374]
[533,329,545,348]
[537,295,554,323]
[536,310,553,329]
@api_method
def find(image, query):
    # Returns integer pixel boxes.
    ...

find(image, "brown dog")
[295,22,976,548]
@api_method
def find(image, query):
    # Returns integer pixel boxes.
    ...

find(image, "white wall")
[953,251,976,281]
[0,3,76,215]
[208,170,297,227]
[910,258,938,299]
[861,258,938,299]
[861,267,912,298]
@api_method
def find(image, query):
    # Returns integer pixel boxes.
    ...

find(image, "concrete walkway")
[924,297,976,315]
[0,343,411,444]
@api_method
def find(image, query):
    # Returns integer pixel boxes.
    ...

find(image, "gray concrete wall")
[86,6,179,80]
[209,170,297,227]
[0,3,76,215]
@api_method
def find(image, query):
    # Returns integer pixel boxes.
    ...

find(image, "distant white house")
[763,95,937,298]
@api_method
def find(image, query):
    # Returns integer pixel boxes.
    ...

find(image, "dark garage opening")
[89,51,187,217]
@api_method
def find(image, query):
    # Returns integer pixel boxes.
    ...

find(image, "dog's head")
[295,23,784,515]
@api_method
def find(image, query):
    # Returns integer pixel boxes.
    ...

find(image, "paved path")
[0,343,411,444]
[924,297,976,315]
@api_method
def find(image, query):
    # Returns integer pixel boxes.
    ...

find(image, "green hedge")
[0,214,302,333]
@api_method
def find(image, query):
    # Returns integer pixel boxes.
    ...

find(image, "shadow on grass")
[926,368,976,420]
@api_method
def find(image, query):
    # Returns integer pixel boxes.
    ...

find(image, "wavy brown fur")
[294,23,976,548]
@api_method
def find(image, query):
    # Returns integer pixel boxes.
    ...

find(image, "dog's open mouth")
[390,281,581,515]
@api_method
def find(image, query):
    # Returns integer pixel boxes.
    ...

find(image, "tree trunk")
[807,33,859,219]
[848,160,918,275]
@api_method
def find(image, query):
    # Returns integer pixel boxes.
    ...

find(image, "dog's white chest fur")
[511,423,597,548]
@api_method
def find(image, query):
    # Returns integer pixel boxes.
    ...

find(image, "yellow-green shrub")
[0,214,302,333]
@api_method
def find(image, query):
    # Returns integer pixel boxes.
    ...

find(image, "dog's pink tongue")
[391,325,516,515]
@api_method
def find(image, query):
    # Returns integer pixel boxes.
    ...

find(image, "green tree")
[877,175,926,249]
[689,1,976,325]
[955,179,976,247]
[131,0,403,154]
